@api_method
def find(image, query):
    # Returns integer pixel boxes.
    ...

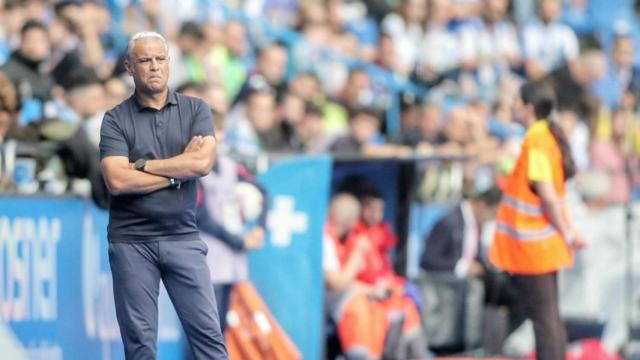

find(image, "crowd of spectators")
[0,0,639,197]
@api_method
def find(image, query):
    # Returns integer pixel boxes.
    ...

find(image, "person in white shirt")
[521,0,579,79]
[417,0,460,84]
[457,0,521,89]
[381,0,428,73]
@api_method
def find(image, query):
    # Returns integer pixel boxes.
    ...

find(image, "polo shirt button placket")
[155,112,163,132]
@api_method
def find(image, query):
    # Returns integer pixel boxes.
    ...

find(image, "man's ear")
[124,59,133,76]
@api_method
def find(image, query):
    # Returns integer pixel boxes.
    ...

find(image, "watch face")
[135,159,146,170]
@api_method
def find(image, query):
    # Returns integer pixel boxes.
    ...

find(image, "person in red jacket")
[344,185,428,358]
[349,186,398,285]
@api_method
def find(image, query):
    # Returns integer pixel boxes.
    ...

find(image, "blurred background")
[1,0,640,359]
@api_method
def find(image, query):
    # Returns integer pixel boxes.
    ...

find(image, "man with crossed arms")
[99,31,228,359]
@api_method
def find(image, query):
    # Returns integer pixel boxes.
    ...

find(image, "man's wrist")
[134,158,148,172]
[168,177,182,189]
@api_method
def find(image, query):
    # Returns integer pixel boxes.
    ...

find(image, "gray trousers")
[109,240,228,360]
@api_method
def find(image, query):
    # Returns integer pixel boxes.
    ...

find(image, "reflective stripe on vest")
[501,194,543,216]
[495,221,557,242]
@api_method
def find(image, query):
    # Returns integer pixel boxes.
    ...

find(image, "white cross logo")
[267,196,308,247]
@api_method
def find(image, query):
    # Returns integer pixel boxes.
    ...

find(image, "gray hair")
[126,31,168,61]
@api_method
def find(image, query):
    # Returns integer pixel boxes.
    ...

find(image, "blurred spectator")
[0,71,18,189]
[522,0,579,79]
[0,1,24,64]
[63,70,107,148]
[323,193,386,358]
[330,107,382,156]
[226,82,288,163]
[421,187,500,280]
[439,105,473,155]
[593,34,640,109]
[589,107,640,205]
[1,20,54,123]
[333,68,375,129]
[175,21,209,83]
[420,187,521,352]
[541,49,606,127]
[288,71,322,103]
[392,100,445,151]
[324,0,379,62]
[47,2,82,86]
[488,93,525,144]
[235,42,288,104]
[278,91,305,148]
[244,0,299,27]
[457,0,521,90]
[557,108,591,172]
[349,185,399,285]
[396,94,420,135]
[323,193,428,359]
[297,101,337,154]
[381,0,428,73]
[103,76,132,110]
[196,119,267,333]
[416,0,460,85]
[206,20,250,100]
[348,185,429,357]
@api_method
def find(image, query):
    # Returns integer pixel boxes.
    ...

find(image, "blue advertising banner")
[0,196,184,360]
[251,156,332,360]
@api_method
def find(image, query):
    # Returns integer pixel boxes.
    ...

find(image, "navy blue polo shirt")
[99,91,214,242]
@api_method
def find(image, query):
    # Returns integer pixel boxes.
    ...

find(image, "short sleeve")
[323,234,340,272]
[561,26,579,61]
[528,148,553,182]
[99,111,129,159]
[521,25,538,60]
[458,24,477,62]
[190,98,215,138]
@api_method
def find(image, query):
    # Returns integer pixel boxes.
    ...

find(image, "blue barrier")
[0,196,183,360]
[0,156,333,360]
[251,155,332,360]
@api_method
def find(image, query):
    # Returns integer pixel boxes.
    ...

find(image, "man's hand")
[571,232,588,250]
[243,227,265,250]
[143,135,216,179]
[468,260,485,277]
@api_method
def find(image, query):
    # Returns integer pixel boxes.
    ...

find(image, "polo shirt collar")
[132,90,178,111]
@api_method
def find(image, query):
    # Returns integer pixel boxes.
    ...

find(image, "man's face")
[362,197,384,226]
[350,112,379,144]
[247,92,276,133]
[259,46,287,86]
[476,201,498,225]
[125,38,169,95]
[418,105,442,139]
[69,84,105,119]
[20,27,50,62]
[539,0,561,22]
[613,37,635,69]
[225,21,248,58]
[485,0,508,21]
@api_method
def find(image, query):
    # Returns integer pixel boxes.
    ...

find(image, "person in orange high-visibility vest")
[489,81,587,360]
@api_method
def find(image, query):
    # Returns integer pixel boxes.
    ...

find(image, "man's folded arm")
[101,156,170,195]
[144,136,216,179]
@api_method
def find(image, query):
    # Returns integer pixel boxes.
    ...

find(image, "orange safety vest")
[489,121,573,274]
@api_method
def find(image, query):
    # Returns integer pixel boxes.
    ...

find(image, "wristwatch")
[134,158,147,172]
[169,178,182,189]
